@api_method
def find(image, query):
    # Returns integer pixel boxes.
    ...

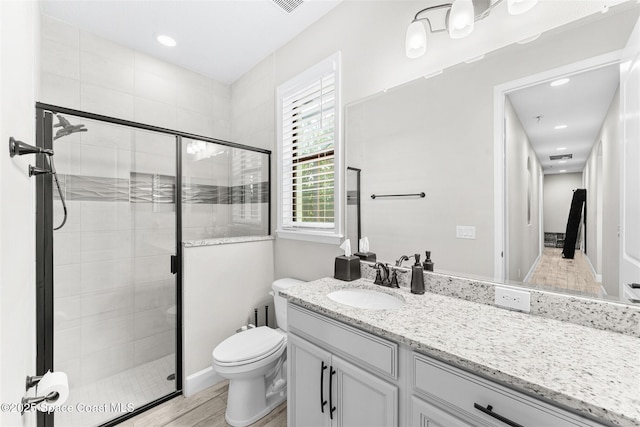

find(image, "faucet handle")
[372,264,384,285]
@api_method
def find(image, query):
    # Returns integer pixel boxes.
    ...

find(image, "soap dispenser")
[411,253,425,295]
[423,251,434,272]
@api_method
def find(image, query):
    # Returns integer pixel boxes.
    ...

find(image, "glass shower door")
[47,112,178,426]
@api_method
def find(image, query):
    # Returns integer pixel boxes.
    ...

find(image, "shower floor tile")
[55,354,175,427]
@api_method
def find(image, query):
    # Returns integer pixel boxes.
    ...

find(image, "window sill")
[276,229,343,245]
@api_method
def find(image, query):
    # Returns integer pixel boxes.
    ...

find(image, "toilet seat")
[213,326,286,367]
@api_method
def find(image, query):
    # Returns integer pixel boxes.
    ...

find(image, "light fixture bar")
[405,0,537,59]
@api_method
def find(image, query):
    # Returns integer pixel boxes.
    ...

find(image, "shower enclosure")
[34,103,270,427]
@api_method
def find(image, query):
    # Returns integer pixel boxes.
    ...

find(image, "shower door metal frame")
[34,102,272,427]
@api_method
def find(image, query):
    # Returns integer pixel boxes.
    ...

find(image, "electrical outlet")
[495,287,531,313]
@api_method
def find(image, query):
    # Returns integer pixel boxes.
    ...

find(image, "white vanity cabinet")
[411,353,605,427]
[287,304,399,427]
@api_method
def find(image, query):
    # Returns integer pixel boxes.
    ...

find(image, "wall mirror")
[345,3,640,304]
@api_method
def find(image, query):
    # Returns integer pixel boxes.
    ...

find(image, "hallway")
[527,248,604,297]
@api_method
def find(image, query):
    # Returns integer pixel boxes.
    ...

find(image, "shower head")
[9,137,54,157]
[54,115,87,140]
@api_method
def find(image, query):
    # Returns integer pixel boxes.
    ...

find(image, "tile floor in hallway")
[527,248,603,297]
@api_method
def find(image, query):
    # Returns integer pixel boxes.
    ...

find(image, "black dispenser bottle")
[423,251,434,272]
[411,253,425,294]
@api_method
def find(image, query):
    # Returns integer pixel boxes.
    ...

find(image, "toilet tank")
[272,278,304,331]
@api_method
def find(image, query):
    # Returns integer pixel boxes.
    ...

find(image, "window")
[276,53,342,244]
[231,149,265,226]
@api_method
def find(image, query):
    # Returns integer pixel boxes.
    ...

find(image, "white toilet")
[212,278,304,427]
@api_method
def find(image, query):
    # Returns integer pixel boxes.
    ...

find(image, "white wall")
[182,240,274,393]
[505,98,543,282]
[543,173,583,234]
[0,1,40,425]
[584,89,621,295]
[231,1,636,281]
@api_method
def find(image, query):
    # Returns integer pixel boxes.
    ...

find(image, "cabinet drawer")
[288,304,398,379]
[412,353,602,427]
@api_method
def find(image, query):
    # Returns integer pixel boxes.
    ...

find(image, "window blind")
[281,72,336,229]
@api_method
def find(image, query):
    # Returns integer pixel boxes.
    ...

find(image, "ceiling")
[507,64,620,176]
[39,0,342,84]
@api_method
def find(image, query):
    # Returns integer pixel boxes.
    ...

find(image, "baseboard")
[185,366,224,397]
[523,253,542,283]
[583,252,601,282]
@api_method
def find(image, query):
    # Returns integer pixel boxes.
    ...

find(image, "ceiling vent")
[272,0,303,14]
[549,154,573,160]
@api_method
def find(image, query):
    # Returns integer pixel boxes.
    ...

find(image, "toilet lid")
[213,326,285,365]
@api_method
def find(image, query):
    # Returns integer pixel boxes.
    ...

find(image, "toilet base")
[224,376,287,427]
[225,387,286,427]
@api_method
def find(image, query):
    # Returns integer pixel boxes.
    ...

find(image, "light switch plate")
[495,287,531,313]
[456,225,476,239]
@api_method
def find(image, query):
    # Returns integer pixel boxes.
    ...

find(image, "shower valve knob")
[28,165,53,177]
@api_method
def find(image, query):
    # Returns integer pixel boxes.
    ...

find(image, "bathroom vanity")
[282,278,640,427]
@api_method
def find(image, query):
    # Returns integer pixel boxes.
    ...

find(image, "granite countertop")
[281,277,640,427]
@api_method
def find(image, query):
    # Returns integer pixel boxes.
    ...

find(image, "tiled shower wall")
[39,15,235,386]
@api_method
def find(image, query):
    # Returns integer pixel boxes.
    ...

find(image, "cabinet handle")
[320,361,328,413]
[329,366,337,420]
[474,403,524,427]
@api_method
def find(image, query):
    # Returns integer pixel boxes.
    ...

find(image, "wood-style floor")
[120,381,286,427]
[526,248,603,297]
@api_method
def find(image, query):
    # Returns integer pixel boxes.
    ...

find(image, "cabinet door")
[411,396,473,427]
[331,355,398,427]
[288,333,332,427]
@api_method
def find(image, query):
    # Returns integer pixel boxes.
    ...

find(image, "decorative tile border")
[54,173,269,205]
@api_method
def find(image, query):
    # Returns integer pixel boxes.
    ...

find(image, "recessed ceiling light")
[558,160,567,164]
[554,124,568,130]
[157,34,177,47]
[550,78,570,87]
[556,147,567,151]
[559,169,567,173]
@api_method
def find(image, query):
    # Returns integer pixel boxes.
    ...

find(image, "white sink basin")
[327,288,404,310]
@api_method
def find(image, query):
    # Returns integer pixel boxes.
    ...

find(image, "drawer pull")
[320,361,328,413]
[329,367,337,420]
[474,403,524,427]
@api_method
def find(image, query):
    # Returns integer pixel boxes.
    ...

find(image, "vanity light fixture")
[554,124,568,130]
[550,77,570,87]
[406,0,538,59]
[156,34,177,47]
[449,0,475,39]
